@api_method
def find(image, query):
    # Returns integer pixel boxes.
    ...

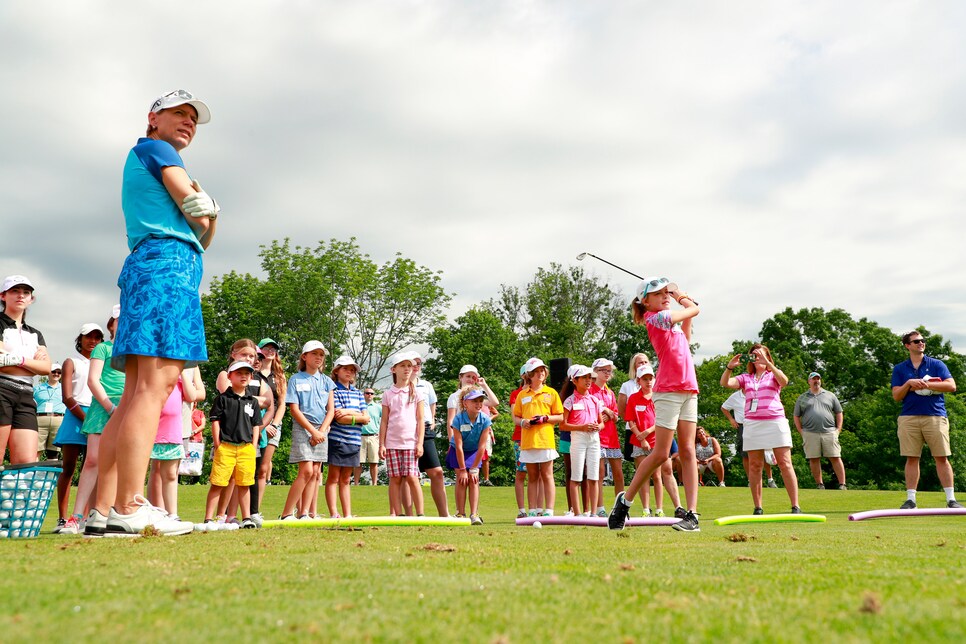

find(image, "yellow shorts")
[211,442,256,487]
[897,416,951,457]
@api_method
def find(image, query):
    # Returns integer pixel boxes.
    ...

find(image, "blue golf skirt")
[112,237,208,371]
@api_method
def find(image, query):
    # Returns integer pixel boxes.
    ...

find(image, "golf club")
[576,252,698,304]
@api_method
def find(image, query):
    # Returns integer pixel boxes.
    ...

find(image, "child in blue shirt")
[446,387,492,525]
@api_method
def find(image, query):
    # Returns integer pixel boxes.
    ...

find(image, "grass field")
[1,485,963,642]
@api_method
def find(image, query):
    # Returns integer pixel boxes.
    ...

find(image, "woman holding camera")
[721,343,800,515]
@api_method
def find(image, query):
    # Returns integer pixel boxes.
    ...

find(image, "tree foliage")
[201,237,450,389]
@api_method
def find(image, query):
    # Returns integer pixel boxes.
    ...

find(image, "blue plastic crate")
[0,460,62,538]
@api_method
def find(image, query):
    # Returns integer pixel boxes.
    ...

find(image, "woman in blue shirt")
[93,90,219,537]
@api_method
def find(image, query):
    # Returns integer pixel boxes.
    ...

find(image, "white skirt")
[743,417,793,451]
[519,448,559,464]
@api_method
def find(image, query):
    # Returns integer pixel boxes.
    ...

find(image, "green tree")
[484,262,645,368]
[201,238,450,484]
[202,238,450,389]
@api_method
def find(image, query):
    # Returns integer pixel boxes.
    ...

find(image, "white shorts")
[569,432,601,481]
[652,392,699,430]
[743,418,793,451]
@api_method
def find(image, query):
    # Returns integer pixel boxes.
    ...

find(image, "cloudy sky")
[4,1,966,368]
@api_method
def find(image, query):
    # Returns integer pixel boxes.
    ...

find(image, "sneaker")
[563,510,575,517]
[470,515,484,525]
[482,479,494,487]
[105,495,193,537]
[542,511,553,517]
[753,507,764,516]
[900,500,917,510]
[672,510,700,532]
[838,484,848,491]
[596,508,607,518]
[455,513,466,518]
[791,506,802,514]
[83,509,108,537]
[52,518,66,534]
[581,512,591,517]
[654,509,665,518]
[608,491,630,530]
[947,500,964,509]
[516,510,527,519]
[227,517,240,526]
[280,514,298,522]
[718,481,726,487]
[60,515,82,535]
[642,508,652,518]
[817,484,825,490]
[674,506,687,520]
[767,478,778,488]
[527,510,539,518]
[251,513,264,527]
[241,517,257,529]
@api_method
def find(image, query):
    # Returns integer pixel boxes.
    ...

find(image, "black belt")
[38,413,64,417]
[0,375,33,392]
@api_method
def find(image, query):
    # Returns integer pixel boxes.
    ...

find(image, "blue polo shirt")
[891,356,952,417]
[286,370,336,426]
[33,381,66,415]
[330,382,367,446]
[449,410,492,453]
[121,138,203,253]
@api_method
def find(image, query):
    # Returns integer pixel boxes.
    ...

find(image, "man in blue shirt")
[890,331,962,510]
[33,363,66,459]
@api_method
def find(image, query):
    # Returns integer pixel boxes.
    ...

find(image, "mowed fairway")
[1,485,963,642]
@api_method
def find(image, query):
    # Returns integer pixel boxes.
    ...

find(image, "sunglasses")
[908,339,925,345]
[164,89,195,100]
[51,371,62,374]
[364,392,374,395]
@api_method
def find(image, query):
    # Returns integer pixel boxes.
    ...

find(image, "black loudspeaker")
[548,358,571,391]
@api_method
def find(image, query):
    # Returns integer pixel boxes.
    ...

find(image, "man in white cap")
[34,362,66,459]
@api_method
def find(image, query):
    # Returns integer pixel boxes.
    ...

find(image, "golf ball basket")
[0,460,62,538]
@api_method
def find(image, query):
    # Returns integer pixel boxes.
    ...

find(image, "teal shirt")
[361,401,382,435]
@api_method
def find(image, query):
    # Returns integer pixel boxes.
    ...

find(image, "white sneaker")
[105,495,193,537]
[718,481,726,487]
[564,510,575,517]
[251,512,264,527]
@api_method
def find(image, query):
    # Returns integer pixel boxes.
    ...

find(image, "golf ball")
[1,500,12,510]
[533,521,542,529]
[11,520,21,529]
[0,530,7,538]
[27,500,38,509]
[33,480,45,489]
[1,480,16,490]
[12,510,23,519]
[0,511,8,520]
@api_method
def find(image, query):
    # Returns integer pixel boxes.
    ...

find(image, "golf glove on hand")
[0,353,25,367]
[182,181,220,219]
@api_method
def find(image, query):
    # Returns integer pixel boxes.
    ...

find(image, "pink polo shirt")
[590,382,619,449]
[382,385,424,450]
[645,310,699,393]
[563,391,605,427]
[735,371,785,420]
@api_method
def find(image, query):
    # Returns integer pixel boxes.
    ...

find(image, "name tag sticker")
[573,403,585,411]
[296,383,311,392]
[460,424,472,433]
[542,394,551,403]
[635,405,648,412]
[521,396,533,404]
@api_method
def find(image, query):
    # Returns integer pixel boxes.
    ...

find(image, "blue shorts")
[445,445,481,470]
[328,438,361,468]
[112,237,208,371]
[670,437,679,456]
[53,406,89,447]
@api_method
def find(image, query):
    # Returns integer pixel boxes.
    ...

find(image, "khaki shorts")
[802,431,841,459]
[210,442,256,487]
[359,434,380,464]
[36,415,63,452]
[897,416,951,457]
[652,392,698,430]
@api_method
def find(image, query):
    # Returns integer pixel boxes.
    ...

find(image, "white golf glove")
[0,353,25,367]
[182,181,220,219]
